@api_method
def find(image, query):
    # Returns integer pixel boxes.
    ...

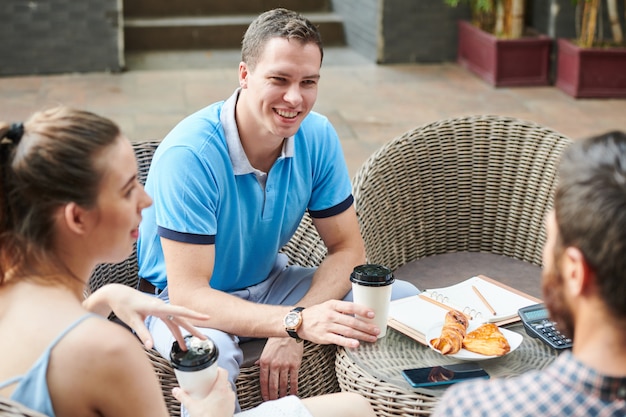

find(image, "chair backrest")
[281,212,326,267]
[352,115,572,271]
[0,397,48,417]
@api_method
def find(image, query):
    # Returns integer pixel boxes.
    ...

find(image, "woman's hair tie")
[6,122,24,143]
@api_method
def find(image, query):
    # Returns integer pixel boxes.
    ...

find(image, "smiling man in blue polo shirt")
[137,8,418,411]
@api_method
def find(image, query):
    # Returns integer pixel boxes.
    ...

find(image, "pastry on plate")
[430,310,469,355]
[462,323,511,356]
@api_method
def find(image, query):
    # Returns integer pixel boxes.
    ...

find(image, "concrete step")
[124,47,372,71]
[124,12,346,51]
[124,0,332,18]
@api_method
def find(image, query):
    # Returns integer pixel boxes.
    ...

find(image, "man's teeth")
[276,109,297,118]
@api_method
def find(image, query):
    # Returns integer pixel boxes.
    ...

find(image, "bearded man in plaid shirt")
[434,130,626,417]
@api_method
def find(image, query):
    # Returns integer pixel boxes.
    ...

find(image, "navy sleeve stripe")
[309,195,354,219]
[158,226,216,244]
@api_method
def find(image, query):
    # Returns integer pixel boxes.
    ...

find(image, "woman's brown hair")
[0,106,120,285]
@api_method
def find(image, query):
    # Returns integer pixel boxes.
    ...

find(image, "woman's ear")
[63,202,89,235]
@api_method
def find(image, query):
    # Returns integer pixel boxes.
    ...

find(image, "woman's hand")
[172,368,235,417]
[83,283,210,349]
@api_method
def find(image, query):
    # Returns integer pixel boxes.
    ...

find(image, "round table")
[335,253,560,416]
[336,319,561,416]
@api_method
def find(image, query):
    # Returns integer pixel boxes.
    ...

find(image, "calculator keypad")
[531,319,573,348]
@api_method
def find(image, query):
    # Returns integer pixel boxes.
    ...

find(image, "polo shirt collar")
[220,88,295,176]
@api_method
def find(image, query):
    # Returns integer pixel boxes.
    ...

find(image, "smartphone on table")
[402,362,489,388]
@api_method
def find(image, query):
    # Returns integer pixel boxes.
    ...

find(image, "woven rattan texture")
[352,115,572,271]
[0,398,47,417]
[236,340,339,410]
[145,348,184,417]
[280,212,327,267]
[335,348,439,416]
[87,141,338,414]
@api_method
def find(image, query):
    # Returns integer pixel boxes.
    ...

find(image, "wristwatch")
[284,307,305,343]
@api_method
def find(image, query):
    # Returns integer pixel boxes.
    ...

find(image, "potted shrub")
[446,0,552,87]
[555,0,626,98]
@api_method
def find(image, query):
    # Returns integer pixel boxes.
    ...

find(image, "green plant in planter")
[444,0,525,39]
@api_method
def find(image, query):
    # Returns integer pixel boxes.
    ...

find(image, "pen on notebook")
[472,285,497,316]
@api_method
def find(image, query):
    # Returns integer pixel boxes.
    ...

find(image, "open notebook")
[387,275,541,345]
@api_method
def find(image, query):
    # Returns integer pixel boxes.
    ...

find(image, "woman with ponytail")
[0,107,216,416]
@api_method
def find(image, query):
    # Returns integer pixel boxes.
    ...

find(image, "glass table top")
[342,322,561,397]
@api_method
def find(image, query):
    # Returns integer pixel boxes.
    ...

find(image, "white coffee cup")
[350,264,395,338]
[170,335,219,399]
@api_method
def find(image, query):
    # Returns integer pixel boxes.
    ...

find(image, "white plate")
[426,321,523,361]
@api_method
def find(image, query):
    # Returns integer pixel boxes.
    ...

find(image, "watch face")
[285,312,301,329]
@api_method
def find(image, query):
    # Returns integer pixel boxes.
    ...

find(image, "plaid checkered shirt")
[433,351,626,416]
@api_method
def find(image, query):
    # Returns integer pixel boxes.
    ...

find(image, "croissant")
[430,310,469,355]
[462,323,510,356]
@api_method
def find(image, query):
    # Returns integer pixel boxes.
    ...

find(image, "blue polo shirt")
[137,89,353,292]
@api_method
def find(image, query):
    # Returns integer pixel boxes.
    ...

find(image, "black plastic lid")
[350,264,395,287]
[170,335,219,372]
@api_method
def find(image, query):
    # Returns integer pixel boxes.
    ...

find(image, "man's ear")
[63,202,89,235]
[239,62,249,89]
[562,247,592,296]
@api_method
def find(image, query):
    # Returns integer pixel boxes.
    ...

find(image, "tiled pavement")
[2,47,626,177]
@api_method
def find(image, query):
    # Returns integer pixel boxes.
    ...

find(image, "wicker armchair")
[352,115,572,270]
[0,397,47,417]
[88,141,338,415]
[334,115,572,417]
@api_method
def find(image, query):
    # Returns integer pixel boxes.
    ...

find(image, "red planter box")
[555,38,626,98]
[456,20,552,87]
